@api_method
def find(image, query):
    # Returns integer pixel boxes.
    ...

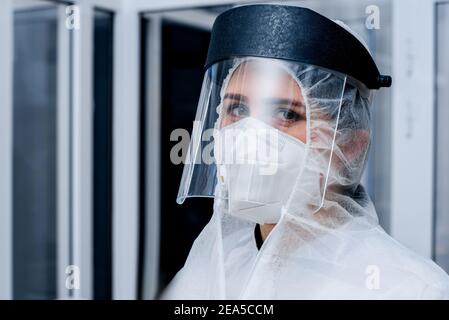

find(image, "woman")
[164,4,449,299]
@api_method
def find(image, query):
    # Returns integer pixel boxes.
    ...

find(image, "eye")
[273,108,301,123]
[227,103,250,118]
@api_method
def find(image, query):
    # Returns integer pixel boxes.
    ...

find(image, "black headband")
[205,4,392,90]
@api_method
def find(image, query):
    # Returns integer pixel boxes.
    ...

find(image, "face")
[219,61,307,143]
[217,60,370,192]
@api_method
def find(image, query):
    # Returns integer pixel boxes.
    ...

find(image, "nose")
[248,104,272,126]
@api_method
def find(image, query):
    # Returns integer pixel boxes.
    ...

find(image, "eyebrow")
[264,98,305,109]
[223,93,248,102]
[223,93,304,109]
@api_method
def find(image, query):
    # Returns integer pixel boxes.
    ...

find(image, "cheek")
[281,120,307,143]
[220,115,234,128]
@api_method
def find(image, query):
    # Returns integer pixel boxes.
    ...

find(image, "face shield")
[177,56,372,224]
[176,4,390,225]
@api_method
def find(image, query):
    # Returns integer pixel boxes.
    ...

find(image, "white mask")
[214,117,307,224]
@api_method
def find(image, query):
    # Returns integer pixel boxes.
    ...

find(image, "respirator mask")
[213,117,307,224]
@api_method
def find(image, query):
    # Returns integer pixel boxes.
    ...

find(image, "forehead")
[225,60,304,101]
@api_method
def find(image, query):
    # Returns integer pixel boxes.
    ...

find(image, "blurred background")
[0,0,448,299]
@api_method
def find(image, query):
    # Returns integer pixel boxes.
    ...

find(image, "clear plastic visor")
[176,57,353,217]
